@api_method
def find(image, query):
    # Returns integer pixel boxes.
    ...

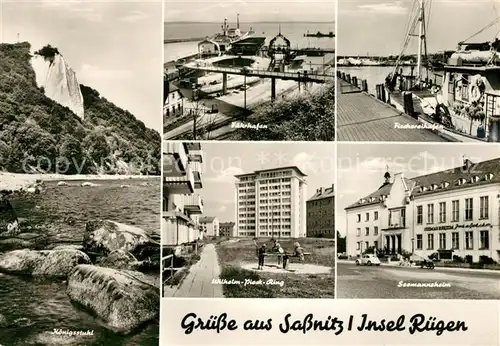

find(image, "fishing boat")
[385,0,500,142]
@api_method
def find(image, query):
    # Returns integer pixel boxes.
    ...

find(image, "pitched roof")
[345,157,500,210]
[307,185,335,202]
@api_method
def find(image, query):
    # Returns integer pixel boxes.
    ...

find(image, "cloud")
[79,64,133,81]
[291,152,318,174]
[358,1,407,14]
[120,10,148,23]
[219,205,228,213]
[206,166,245,183]
[38,1,102,21]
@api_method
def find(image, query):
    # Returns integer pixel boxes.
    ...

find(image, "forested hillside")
[0,42,160,175]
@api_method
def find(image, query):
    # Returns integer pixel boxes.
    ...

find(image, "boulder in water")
[0,313,7,328]
[57,181,69,186]
[66,264,159,333]
[0,196,20,236]
[81,182,100,187]
[98,249,137,270]
[82,220,151,257]
[0,249,91,276]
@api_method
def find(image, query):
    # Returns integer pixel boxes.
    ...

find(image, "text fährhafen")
[180,313,468,335]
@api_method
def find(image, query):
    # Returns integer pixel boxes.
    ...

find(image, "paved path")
[166,244,224,298]
[337,80,449,142]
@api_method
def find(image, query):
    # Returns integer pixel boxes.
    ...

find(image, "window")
[365,227,369,236]
[427,204,434,224]
[357,214,361,222]
[465,231,473,250]
[365,241,369,250]
[427,234,434,250]
[356,228,361,236]
[439,202,446,223]
[374,241,378,249]
[452,232,459,249]
[416,205,423,224]
[401,208,406,227]
[439,233,446,249]
[480,230,489,250]
[374,226,379,236]
[452,200,459,222]
[365,213,369,221]
[374,211,379,220]
[480,196,489,219]
[416,234,423,250]
[465,198,473,221]
[356,242,360,250]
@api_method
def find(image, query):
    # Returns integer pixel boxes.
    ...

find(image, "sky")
[165,0,336,23]
[198,142,335,223]
[338,0,500,56]
[1,0,162,132]
[336,143,500,237]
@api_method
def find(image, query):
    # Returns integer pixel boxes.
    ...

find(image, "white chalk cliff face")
[32,53,85,119]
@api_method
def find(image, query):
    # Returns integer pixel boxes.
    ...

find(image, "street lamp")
[411,238,415,254]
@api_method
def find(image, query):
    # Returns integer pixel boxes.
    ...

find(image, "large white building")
[345,158,500,263]
[235,166,307,238]
[162,142,204,246]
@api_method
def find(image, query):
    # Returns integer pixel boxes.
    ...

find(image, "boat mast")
[416,0,425,86]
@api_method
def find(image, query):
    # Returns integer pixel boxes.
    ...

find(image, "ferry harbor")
[163,15,335,140]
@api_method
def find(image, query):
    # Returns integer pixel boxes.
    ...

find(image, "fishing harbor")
[338,0,500,142]
[164,16,335,140]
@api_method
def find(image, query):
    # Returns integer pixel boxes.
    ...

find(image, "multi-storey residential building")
[345,158,500,262]
[234,166,307,238]
[199,216,220,237]
[307,184,335,238]
[163,82,184,121]
[219,222,236,237]
[162,142,204,246]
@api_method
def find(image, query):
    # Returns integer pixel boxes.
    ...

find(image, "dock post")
[346,74,351,84]
[403,92,415,117]
[222,73,228,94]
[361,80,368,92]
[352,76,358,88]
[271,78,276,100]
[341,72,345,80]
[381,86,386,103]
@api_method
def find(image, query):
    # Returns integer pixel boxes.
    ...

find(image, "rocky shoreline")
[0,183,160,342]
[0,172,159,193]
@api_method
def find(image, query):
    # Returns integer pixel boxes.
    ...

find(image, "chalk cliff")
[36,54,85,119]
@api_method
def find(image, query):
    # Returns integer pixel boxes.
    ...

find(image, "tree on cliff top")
[34,44,60,60]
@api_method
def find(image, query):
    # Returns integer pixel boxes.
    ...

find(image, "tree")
[336,231,346,254]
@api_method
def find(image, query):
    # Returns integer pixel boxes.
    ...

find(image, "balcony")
[183,194,204,214]
[162,211,198,246]
[163,142,188,176]
[190,161,203,189]
[186,143,204,163]
[163,167,194,194]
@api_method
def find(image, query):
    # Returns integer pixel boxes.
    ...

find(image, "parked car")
[355,254,381,266]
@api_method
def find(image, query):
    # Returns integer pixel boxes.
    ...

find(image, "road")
[337,261,500,299]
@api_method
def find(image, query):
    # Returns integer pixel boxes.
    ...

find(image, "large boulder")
[0,249,90,276]
[66,264,159,333]
[82,220,151,257]
[0,196,20,236]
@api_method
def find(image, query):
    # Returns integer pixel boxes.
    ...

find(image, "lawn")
[215,238,335,298]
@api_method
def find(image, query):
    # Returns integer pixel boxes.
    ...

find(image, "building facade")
[345,158,500,263]
[162,142,204,246]
[306,184,335,238]
[163,82,184,121]
[219,222,236,237]
[235,166,307,238]
[199,216,220,237]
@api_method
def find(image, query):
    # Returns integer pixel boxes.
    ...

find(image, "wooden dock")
[337,80,449,142]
